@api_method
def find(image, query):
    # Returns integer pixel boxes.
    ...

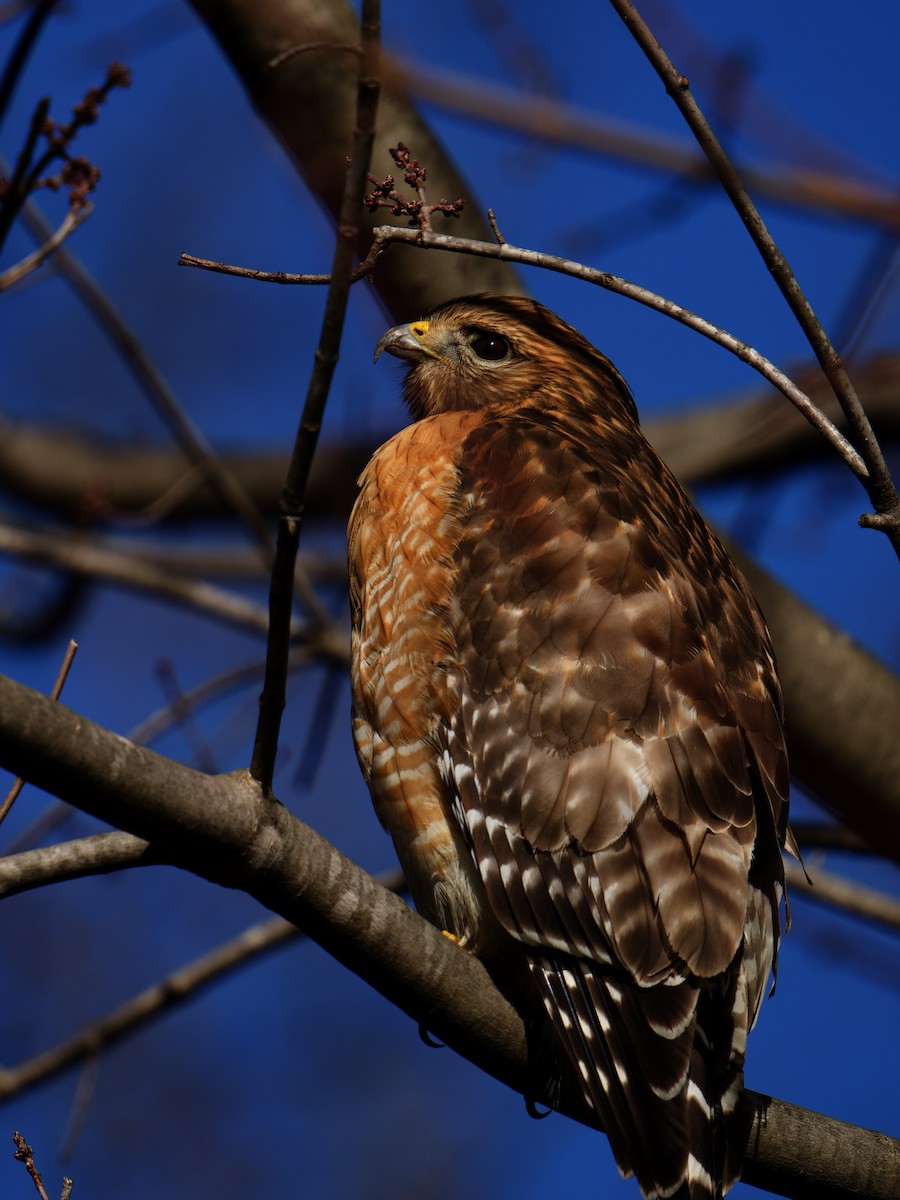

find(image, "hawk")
[348,294,790,1199]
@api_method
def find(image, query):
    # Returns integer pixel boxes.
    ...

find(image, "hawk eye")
[469,332,511,362]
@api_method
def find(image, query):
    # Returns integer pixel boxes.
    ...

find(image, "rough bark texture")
[0,673,897,1200]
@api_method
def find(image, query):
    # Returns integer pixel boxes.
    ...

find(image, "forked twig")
[11,1132,72,1200]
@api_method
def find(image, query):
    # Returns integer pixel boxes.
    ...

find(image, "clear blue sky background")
[1,2,898,1198]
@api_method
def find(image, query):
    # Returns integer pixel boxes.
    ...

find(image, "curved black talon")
[418,1023,445,1049]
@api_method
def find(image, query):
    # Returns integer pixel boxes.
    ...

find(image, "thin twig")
[0,518,326,641]
[177,225,867,480]
[249,0,381,791]
[59,1050,99,1161]
[0,639,77,828]
[0,871,405,1102]
[14,198,333,625]
[12,1134,49,1200]
[487,207,506,244]
[0,97,49,251]
[369,225,869,477]
[785,860,900,933]
[607,0,900,551]
[15,198,274,550]
[178,241,383,285]
[0,0,61,134]
[0,205,90,291]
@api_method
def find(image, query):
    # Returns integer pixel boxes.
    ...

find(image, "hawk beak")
[374,320,441,364]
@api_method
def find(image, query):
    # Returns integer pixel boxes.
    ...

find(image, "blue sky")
[1,2,898,1198]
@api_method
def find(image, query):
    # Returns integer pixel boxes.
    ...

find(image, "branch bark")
[0,674,897,1200]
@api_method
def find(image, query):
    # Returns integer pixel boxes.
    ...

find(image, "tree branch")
[4,354,898,517]
[362,224,867,477]
[0,518,351,648]
[784,861,900,933]
[0,675,897,1199]
[608,0,900,551]
[0,831,157,899]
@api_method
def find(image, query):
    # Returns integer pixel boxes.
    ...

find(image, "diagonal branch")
[0,675,897,1200]
[607,0,900,551]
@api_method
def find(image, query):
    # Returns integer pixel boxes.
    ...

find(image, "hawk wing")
[441,416,788,1194]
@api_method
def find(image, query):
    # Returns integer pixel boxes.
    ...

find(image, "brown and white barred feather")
[349,296,789,1200]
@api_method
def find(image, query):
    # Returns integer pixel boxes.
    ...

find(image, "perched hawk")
[349,295,789,1199]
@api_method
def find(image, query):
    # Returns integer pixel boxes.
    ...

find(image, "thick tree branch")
[0,675,897,1199]
[725,542,900,862]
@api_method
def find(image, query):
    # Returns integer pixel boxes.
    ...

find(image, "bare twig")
[785,860,900,933]
[0,639,77,828]
[365,224,868,477]
[15,198,334,629]
[14,201,282,567]
[0,518,334,642]
[11,1133,69,1200]
[0,0,61,133]
[0,97,49,251]
[249,0,381,791]
[0,919,296,1102]
[0,204,90,291]
[178,236,385,285]
[607,0,900,552]
[178,224,868,480]
[12,1133,50,1200]
[0,64,130,251]
[0,867,406,1103]
[59,1050,99,1161]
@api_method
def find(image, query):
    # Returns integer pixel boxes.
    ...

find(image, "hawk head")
[375,294,639,426]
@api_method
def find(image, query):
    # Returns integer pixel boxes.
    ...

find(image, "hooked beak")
[374,320,452,366]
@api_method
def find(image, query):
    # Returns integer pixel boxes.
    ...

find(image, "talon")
[418,1023,445,1049]
[525,1096,553,1120]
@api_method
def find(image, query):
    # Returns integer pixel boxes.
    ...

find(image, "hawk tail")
[529,955,744,1200]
